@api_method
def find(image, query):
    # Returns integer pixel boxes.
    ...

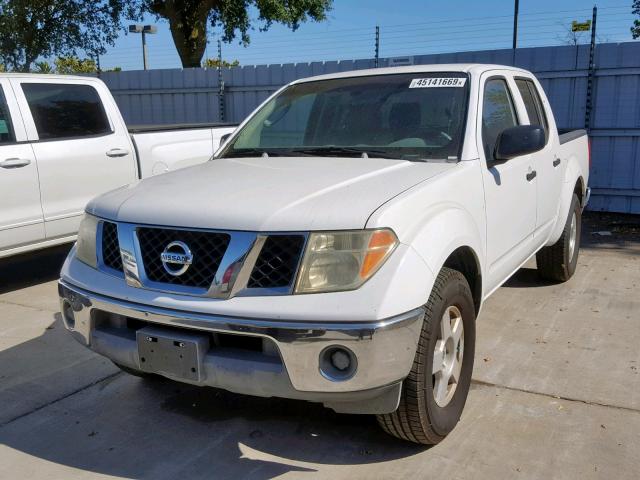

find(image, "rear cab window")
[21,83,112,141]
[0,87,16,144]
[515,78,549,142]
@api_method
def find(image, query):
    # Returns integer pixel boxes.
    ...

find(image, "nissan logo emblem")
[160,241,193,276]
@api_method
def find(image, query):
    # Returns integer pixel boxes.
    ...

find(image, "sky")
[99,0,638,71]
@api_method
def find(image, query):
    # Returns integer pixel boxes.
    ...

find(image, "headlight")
[76,214,99,268]
[295,229,398,294]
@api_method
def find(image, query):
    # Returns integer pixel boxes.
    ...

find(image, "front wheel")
[536,193,581,282]
[376,267,476,445]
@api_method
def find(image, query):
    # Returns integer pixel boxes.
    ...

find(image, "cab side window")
[482,78,518,160]
[22,83,112,140]
[515,78,548,140]
[0,88,16,144]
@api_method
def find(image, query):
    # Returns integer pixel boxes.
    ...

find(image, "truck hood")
[88,156,455,231]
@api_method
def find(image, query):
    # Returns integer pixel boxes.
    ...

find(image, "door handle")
[526,170,537,181]
[553,158,561,167]
[0,157,31,168]
[106,148,130,158]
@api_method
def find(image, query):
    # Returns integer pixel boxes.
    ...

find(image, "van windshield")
[220,72,470,161]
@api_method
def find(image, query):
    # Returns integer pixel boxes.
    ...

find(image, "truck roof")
[294,63,532,84]
[0,72,96,82]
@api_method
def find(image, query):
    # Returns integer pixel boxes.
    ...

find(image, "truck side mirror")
[219,133,232,145]
[494,125,545,161]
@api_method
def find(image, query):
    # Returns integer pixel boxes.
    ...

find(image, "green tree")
[202,57,239,68]
[33,61,53,73]
[54,56,98,74]
[137,0,332,68]
[0,0,137,72]
[633,0,640,39]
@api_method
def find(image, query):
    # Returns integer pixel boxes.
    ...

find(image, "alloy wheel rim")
[568,211,577,261]
[432,305,464,408]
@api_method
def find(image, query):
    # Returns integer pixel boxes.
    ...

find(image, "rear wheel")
[536,193,581,282]
[376,267,475,444]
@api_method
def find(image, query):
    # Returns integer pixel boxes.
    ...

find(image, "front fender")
[404,204,485,288]
[367,161,486,302]
[371,204,485,303]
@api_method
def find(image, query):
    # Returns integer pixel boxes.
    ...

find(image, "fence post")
[374,26,380,67]
[512,0,519,65]
[217,39,225,122]
[584,5,598,130]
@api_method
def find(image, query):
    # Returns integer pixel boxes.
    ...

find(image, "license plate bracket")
[136,326,209,381]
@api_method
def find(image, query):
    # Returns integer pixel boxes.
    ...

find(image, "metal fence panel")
[99,41,640,214]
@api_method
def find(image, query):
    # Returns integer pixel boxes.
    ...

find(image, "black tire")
[376,267,476,445]
[536,193,581,282]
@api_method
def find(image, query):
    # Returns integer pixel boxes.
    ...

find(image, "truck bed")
[129,123,237,178]
[128,122,238,134]
[558,128,587,145]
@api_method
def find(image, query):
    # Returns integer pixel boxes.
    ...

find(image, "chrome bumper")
[58,281,424,414]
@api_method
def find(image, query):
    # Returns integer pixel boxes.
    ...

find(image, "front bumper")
[59,280,424,414]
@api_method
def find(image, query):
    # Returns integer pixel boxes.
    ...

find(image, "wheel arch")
[442,246,482,315]
[547,164,586,247]
[574,175,585,208]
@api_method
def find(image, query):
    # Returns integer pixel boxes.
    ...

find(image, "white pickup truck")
[59,64,590,445]
[0,73,235,258]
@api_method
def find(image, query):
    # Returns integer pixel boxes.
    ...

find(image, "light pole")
[129,24,157,70]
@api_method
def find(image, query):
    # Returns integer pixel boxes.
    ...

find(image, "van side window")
[0,88,16,144]
[482,78,518,160]
[22,83,112,140]
[515,79,548,140]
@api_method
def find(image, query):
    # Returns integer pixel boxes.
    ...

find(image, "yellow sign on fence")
[572,20,592,32]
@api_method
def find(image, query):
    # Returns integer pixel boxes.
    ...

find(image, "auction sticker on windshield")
[409,77,467,88]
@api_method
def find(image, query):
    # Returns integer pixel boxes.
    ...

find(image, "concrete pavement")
[1,216,639,479]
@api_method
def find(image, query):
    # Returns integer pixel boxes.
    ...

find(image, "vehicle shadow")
[1,318,427,479]
[0,243,72,294]
[503,211,640,289]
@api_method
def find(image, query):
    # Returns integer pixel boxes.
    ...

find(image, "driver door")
[478,73,537,291]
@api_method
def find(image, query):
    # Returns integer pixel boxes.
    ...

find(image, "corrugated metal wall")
[99,41,640,214]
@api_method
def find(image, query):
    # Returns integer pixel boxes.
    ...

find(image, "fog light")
[331,349,350,371]
[319,346,357,381]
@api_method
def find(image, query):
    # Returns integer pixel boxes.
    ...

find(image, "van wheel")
[536,193,581,282]
[376,267,475,445]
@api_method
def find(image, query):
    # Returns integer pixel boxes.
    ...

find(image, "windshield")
[220,72,470,161]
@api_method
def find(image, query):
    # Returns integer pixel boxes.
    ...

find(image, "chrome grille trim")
[95,219,308,299]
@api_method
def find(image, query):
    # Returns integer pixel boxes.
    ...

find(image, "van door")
[478,74,537,291]
[0,80,43,252]
[12,79,136,239]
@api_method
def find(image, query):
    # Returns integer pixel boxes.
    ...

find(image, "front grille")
[248,235,305,288]
[137,227,230,289]
[101,221,123,271]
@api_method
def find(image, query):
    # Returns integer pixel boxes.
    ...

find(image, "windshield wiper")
[223,146,433,161]
[222,148,300,158]
[288,146,402,160]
